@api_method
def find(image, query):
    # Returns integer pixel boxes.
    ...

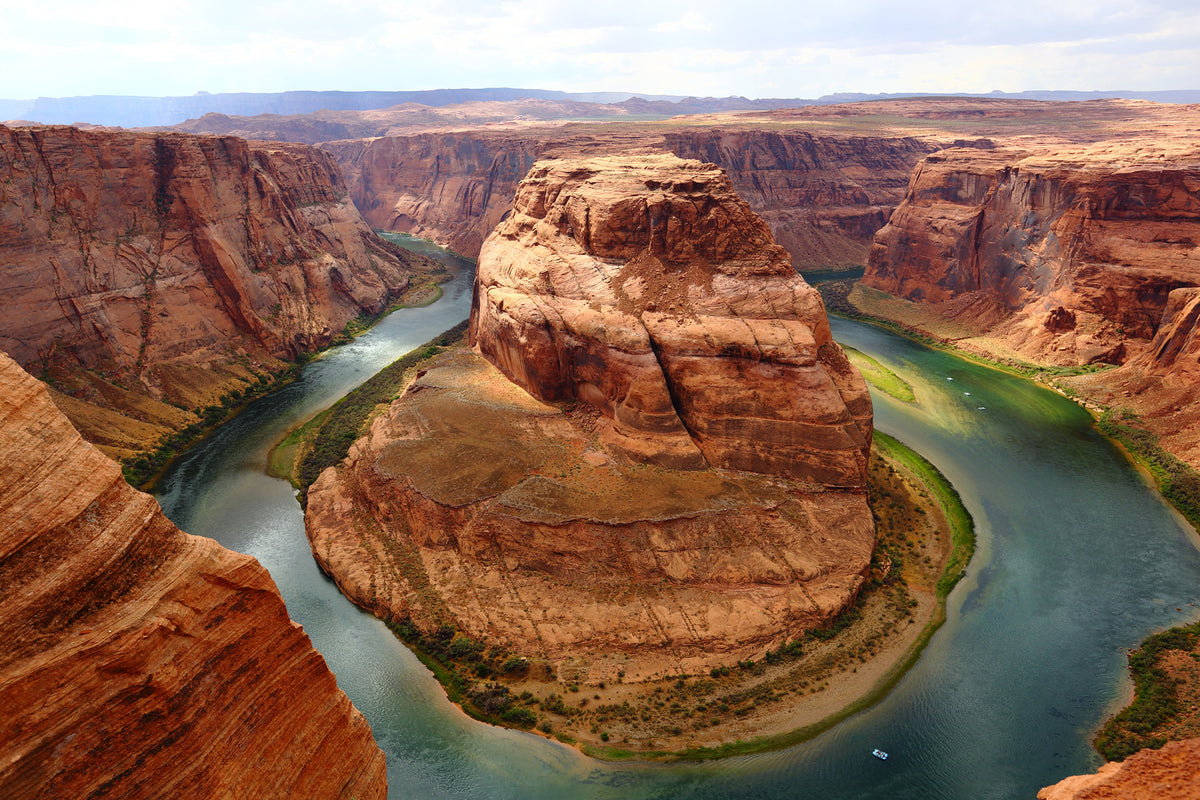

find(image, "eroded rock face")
[860,140,1200,467]
[306,349,875,682]
[323,128,935,270]
[0,352,385,799]
[1037,738,1200,800]
[471,154,872,485]
[863,145,1200,367]
[305,155,875,682]
[0,125,426,460]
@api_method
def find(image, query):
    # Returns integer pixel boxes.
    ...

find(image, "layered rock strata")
[0,352,385,799]
[306,155,875,682]
[323,128,935,269]
[0,125,428,461]
[860,139,1200,465]
[471,155,873,484]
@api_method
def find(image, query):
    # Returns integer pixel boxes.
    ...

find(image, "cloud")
[0,0,1195,98]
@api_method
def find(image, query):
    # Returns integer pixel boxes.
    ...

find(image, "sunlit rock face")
[304,154,876,683]
[471,153,873,486]
[0,351,386,799]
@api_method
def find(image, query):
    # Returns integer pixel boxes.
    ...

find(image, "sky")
[1,0,1197,99]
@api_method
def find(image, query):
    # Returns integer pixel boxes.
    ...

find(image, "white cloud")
[0,0,1196,98]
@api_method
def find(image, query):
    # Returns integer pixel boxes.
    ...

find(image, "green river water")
[154,241,1200,799]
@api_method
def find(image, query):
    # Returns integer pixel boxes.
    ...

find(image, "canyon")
[858,122,1200,468]
[2,94,1198,792]
[0,124,436,469]
[304,154,877,694]
[0,350,385,798]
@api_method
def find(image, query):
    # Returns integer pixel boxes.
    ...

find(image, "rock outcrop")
[863,145,1200,366]
[322,127,935,270]
[1037,738,1200,800]
[471,155,873,484]
[305,155,875,683]
[0,125,431,462]
[661,129,936,268]
[0,352,385,799]
[860,135,1200,466]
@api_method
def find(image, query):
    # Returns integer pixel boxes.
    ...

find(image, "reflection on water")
[154,251,1200,799]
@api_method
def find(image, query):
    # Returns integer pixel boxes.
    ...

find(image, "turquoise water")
[154,249,1200,798]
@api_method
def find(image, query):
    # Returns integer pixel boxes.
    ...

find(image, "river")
[155,240,1200,799]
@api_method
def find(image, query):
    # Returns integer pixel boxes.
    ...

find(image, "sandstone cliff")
[860,136,1200,465]
[305,155,875,683]
[322,127,934,270]
[0,125,432,464]
[1037,738,1200,800]
[0,352,385,799]
[660,129,936,268]
[471,155,873,483]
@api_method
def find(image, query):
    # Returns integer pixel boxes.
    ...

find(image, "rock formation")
[305,154,875,683]
[1037,738,1200,800]
[0,125,432,463]
[860,135,1200,465]
[322,127,935,270]
[471,155,873,484]
[0,351,385,799]
[661,129,936,268]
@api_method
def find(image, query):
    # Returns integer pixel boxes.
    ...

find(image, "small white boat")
[872,748,889,761]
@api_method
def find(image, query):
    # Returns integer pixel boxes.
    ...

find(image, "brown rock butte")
[305,154,875,683]
[0,352,385,799]
[0,124,426,461]
[471,154,873,485]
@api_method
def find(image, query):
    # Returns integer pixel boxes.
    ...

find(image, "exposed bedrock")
[0,125,428,460]
[861,143,1200,466]
[305,154,876,682]
[322,128,935,270]
[1037,738,1200,800]
[863,146,1200,364]
[470,154,873,485]
[0,352,385,799]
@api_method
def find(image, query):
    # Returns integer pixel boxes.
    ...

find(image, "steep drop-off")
[305,155,876,684]
[860,138,1200,466]
[0,125,433,464]
[1038,738,1200,800]
[0,351,385,799]
[322,127,935,270]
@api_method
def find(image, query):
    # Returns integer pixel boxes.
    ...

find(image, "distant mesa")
[305,153,876,682]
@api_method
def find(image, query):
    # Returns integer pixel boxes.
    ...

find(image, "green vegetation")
[842,345,915,403]
[121,364,299,488]
[874,433,975,600]
[386,618,543,729]
[1094,621,1200,760]
[292,320,470,496]
[1098,407,1200,531]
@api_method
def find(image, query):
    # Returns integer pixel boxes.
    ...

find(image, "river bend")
[155,242,1200,799]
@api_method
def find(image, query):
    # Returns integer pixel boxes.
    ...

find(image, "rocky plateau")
[305,154,876,682]
[0,351,385,799]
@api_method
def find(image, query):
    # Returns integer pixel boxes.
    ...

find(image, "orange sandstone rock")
[0,352,385,799]
[1037,738,1200,800]
[471,154,872,485]
[305,155,875,682]
[0,125,426,461]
